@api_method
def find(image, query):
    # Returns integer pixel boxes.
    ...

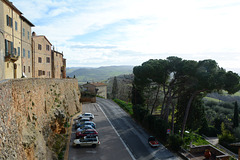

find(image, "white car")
[73,136,100,148]
[78,113,94,120]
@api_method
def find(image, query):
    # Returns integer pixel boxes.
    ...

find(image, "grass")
[113,99,133,115]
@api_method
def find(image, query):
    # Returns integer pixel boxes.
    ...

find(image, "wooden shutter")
[5,39,8,56]
[11,42,13,55]
[6,15,9,26]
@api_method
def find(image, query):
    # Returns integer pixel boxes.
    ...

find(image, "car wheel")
[92,144,96,148]
[76,144,81,148]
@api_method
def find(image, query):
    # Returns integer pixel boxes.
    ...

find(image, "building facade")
[32,32,52,78]
[83,82,107,99]
[0,0,66,80]
[2,0,23,79]
[21,16,34,78]
[0,1,5,80]
[51,49,66,79]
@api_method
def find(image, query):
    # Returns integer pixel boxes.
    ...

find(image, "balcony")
[5,54,19,62]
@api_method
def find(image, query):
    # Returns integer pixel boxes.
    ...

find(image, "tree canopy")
[132,56,240,137]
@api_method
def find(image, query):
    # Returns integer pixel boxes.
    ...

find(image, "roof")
[32,35,52,46]
[52,50,63,56]
[2,0,22,15]
[84,82,107,87]
[21,15,35,27]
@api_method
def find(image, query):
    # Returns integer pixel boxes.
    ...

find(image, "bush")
[113,99,133,115]
[168,134,183,151]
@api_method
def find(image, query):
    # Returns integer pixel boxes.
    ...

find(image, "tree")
[180,60,240,137]
[112,76,118,99]
[233,101,239,128]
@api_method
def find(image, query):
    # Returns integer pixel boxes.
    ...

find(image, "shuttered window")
[5,39,13,56]
[6,15,13,27]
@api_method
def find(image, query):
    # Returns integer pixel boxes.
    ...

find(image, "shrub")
[168,134,183,151]
[113,99,133,115]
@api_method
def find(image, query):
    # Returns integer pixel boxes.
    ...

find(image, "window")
[23,28,25,37]
[24,66,25,73]
[27,31,30,40]
[5,39,13,56]
[43,71,45,75]
[23,48,25,57]
[38,44,42,50]
[6,15,13,27]
[46,45,50,51]
[46,57,50,63]
[14,48,17,56]
[28,66,30,73]
[15,21,17,30]
[28,50,30,58]
[38,70,43,76]
[18,47,20,56]
[38,57,42,63]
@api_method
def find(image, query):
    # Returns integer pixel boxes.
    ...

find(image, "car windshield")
[84,113,91,116]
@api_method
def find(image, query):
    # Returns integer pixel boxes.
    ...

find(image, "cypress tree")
[112,76,118,99]
[233,101,239,128]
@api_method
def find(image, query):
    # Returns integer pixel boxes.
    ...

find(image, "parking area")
[67,103,133,160]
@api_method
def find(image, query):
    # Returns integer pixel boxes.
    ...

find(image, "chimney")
[32,31,36,36]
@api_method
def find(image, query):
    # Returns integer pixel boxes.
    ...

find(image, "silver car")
[73,136,100,148]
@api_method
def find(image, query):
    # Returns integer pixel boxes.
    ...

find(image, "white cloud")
[10,0,240,73]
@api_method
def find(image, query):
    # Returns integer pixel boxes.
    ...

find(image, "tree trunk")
[171,101,175,134]
[181,91,197,137]
[151,85,160,115]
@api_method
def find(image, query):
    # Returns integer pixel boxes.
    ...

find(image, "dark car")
[76,129,98,139]
[148,136,160,147]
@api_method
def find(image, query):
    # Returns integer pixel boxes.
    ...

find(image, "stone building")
[0,0,34,80]
[1,0,23,79]
[51,49,66,78]
[32,32,52,78]
[0,0,66,80]
[83,82,107,99]
[21,16,34,78]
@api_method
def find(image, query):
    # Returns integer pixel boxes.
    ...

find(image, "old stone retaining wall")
[0,78,82,160]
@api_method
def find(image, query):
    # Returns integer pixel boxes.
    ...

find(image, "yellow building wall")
[22,19,33,78]
[3,1,22,79]
[32,36,52,78]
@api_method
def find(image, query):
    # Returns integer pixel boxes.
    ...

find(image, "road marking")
[97,104,136,160]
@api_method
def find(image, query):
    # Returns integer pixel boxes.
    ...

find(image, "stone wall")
[0,78,82,160]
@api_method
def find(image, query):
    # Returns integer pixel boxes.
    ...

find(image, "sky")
[10,0,240,73]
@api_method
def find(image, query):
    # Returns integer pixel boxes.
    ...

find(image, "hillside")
[66,66,134,84]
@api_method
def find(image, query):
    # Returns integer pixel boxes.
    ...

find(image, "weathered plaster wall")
[0,78,82,160]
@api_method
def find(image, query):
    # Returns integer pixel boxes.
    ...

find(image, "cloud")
[10,0,240,74]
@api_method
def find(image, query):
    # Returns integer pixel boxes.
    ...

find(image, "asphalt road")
[97,98,181,160]
[68,98,181,160]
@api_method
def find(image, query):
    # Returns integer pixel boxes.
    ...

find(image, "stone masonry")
[0,78,82,160]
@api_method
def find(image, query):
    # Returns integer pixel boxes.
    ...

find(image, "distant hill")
[66,66,134,84]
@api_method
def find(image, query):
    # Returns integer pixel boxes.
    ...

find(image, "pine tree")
[233,101,239,128]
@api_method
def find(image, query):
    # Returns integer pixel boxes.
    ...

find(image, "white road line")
[97,104,136,160]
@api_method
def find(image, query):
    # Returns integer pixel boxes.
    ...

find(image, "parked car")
[76,125,94,132]
[148,136,160,147]
[73,135,100,148]
[78,113,94,120]
[76,129,98,139]
[75,118,91,129]
[82,121,96,129]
